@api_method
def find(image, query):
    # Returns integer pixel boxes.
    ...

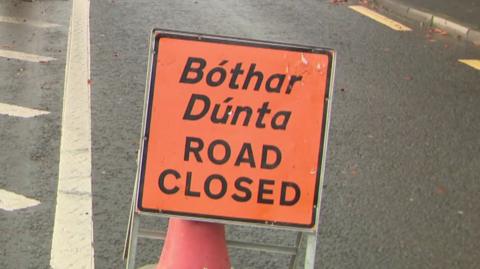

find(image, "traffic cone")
[157,218,231,269]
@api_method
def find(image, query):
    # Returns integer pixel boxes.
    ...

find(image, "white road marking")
[349,5,412,31]
[0,189,40,211]
[50,0,94,268]
[0,102,50,118]
[0,49,56,63]
[0,15,61,28]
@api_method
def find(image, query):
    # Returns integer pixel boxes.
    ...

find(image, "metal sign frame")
[124,29,336,269]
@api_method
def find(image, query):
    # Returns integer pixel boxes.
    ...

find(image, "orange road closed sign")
[136,30,335,229]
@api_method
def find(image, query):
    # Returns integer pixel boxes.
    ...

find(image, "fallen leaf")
[432,28,448,35]
[404,75,413,81]
[425,33,436,42]
[435,185,447,195]
[329,0,348,4]
[350,164,358,176]
[358,0,369,5]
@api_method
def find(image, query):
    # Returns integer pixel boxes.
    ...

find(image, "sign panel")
[137,30,335,229]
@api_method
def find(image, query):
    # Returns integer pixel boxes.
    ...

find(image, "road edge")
[372,0,480,45]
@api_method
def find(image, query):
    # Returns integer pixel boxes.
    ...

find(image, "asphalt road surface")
[0,0,69,268]
[1,0,479,269]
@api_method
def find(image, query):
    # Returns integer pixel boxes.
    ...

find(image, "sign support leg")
[304,232,318,269]
[126,213,140,269]
[123,196,135,260]
[288,232,303,269]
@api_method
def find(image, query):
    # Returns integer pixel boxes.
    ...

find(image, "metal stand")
[122,29,335,269]
[123,208,319,269]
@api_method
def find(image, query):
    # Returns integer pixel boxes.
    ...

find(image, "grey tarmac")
[1,0,479,269]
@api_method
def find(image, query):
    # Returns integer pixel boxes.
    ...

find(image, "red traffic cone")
[157,218,231,269]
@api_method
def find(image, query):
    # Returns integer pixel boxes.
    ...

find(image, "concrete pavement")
[391,0,479,29]
[372,0,480,44]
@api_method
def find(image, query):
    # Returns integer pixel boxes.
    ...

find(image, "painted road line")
[459,59,480,70]
[0,49,56,63]
[0,189,40,211]
[349,5,412,31]
[50,0,93,268]
[0,102,50,118]
[0,15,61,28]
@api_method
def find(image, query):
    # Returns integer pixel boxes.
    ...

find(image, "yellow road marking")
[459,59,480,70]
[349,5,412,31]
